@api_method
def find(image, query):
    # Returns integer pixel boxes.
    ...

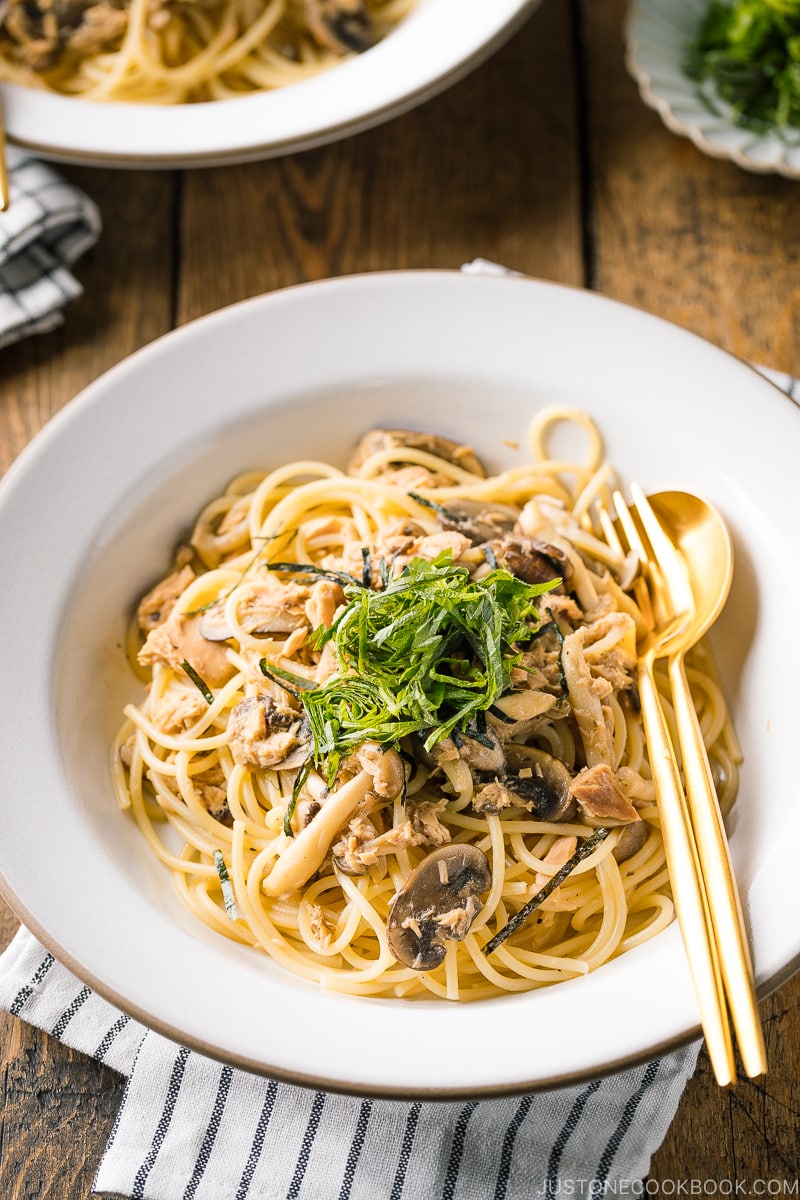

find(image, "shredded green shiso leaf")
[289,552,558,783]
[685,0,800,133]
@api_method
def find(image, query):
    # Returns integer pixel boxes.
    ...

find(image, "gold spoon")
[647,489,766,1079]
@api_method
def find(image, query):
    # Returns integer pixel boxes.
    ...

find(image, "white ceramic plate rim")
[625,0,800,180]
[1,0,539,167]
[0,271,798,1097]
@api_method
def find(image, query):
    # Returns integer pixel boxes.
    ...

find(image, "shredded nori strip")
[483,544,498,570]
[265,562,363,587]
[361,547,372,589]
[544,608,569,698]
[483,827,610,956]
[180,660,213,704]
[408,490,472,526]
[283,758,313,838]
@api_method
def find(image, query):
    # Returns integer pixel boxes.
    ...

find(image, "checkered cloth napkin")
[0,148,101,350]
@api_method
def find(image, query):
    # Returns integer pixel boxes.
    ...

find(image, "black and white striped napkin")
[0,148,101,350]
[0,925,700,1200]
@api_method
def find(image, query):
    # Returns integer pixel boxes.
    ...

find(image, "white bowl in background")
[0,270,798,1096]
[1,0,541,168]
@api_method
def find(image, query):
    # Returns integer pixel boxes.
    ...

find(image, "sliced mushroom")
[494,537,571,587]
[386,844,491,970]
[478,744,577,821]
[355,742,406,800]
[302,0,374,55]
[228,695,311,770]
[451,726,506,774]
[569,763,640,826]
[347,428,486,479]
[428,498,521,546]
[612,819,647,863]
[198,594,309,641]
[487,689,559,743]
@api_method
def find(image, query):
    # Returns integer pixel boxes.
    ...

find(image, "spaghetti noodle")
[0,0,414,103]
[112,410,741,1000]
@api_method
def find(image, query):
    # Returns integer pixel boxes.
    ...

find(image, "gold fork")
[626,485,766,1081]
[597,491,736,1086]
[0,94,9,213]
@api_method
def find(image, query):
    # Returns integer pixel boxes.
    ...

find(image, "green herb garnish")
[180,660,213,704]
[302,553,558,782]
[213,849,239,921]
[482,827,610,956]
[685,0,800,134]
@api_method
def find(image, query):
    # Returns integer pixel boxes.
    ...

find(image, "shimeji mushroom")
[386,845,492,971]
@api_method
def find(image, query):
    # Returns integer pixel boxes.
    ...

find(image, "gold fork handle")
[669,653,767,1079]
[638,655,736,1086]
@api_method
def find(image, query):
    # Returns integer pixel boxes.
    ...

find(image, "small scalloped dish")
[625,0,800,179]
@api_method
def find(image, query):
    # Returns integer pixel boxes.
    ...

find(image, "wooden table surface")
[1,1,799,1193]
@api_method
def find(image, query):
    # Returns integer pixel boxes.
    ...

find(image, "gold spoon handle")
[639,653,736,1086]
[669,653,767,1078]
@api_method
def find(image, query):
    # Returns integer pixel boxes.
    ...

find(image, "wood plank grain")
[176,0,584,325]
[580,0,800,375]
[0,169,177,476]
[582,0,800,1184]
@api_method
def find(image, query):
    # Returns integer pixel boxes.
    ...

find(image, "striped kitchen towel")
[0,148,101,350]
[0,925,700,1200]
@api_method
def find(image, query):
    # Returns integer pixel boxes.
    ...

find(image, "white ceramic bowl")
[626,0,800,179]
[0,271,798,1097]
[0,0,540,168]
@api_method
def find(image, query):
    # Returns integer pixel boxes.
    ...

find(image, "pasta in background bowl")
[0,0,542,166]
[0,271,797,1096]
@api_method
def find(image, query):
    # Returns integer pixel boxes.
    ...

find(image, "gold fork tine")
[0,95,9,214]
[611,490,736,1086]
[630,486,766,1080]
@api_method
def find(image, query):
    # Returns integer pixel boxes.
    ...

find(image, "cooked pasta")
[0,0,414,103]
[113,409,741,1001]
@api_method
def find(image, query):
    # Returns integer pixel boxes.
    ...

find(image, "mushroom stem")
[262,769,372,897]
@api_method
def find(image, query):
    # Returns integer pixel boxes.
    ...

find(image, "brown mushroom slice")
[487,689,558,743]
[429,498,521,546]
[302,0,374,54]
[498,745,577,821]
[452,726,506,774]
[495,537,571,587]
[386,845,491,970]
[569,763,640,827]
[198,596,309,642]
[612,820,648,863]
[347,428,486,478]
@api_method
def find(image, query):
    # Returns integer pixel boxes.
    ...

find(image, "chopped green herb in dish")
[685,0,800,133]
